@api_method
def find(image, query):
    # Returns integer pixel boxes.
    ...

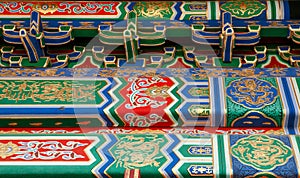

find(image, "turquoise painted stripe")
[210,2,216,20]
[270,0,277,20]
[217,135,227,178]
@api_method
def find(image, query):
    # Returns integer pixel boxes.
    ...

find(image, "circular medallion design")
[226,78,278,109]
[231,135,292,170]
[221,1,266,19]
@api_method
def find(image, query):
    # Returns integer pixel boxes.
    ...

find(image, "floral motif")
[221,0,266,19]
[231,135,292,170]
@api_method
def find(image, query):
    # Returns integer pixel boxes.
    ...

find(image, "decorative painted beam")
[278,46,300,67]
[99,11,166,47]
[124,30,137,64]
[92,45,175,68]
[213,57,242,68]
[192,12,261,63]
[221,26,235,63]
[289,24,300,44]
[1,11,84,68]
[3,13,73,46]
[0,1,295,29]
[0,68,297,131]
[0,132,298,177]
[254,46,267,63]
[183,45,267,68]
[240,46,267,68]
[183,47,211,68]
[192,17,261,45]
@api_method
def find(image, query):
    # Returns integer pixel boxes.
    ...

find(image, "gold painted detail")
[188,165,213,176]
[33,4,58,14]
[0,68,291,78]
[189,105,210,117]
[188,87,209,96]
[0,130,29,134]
[0,69,67,77]
[188,146,212,155]
[113,135,164,169]
[0,142,19,159]
[231,135,292,170]
[0,80,104,104]
[134,2,172,18]
[265,129,285,135]
[226,78,278,109]
[144,85,169,98]
[124,113,167,127]
[32,2,116,14]
[189,3,206,11]
[221,0,266,19]
[129,129,165,134]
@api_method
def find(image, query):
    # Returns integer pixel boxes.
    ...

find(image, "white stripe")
[173,135,214,177]
[267,1,272,20]
[223,135,231,178]
[209,77,215,126]
[170,2,177,20]
[105,78,122,126]
[210,78,225,127]
[278,78,291,133]
[291,79,300,127]
[277,78,299,133]
[158,135,173,178]
[92,134,111,178]
[280,0,285,19]
[176,134,211,143]
[207,2,211,19]
[215,1,220,20]
[274,0,280,19]
[165,78,180,126]
[287,77,300,134]
[219,78,226,126]
[290,136,300,172]
[177,77,210,126]
[178,158,213,163]
[213,135,219,178]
